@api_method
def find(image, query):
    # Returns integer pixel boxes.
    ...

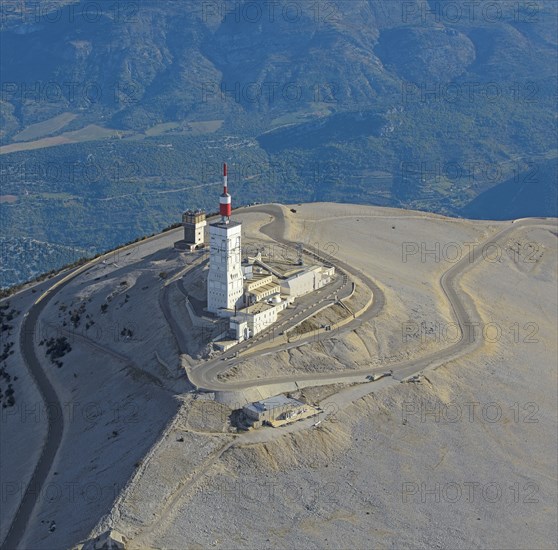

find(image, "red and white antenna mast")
[219,162,232,223]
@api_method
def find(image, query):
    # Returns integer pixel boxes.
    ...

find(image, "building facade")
[243,395,309,424]
[207,163,244,314]
[183,210,206,246]
[243,273,280,305]
[230,300,283,340]
[207,220,244,313]
[279,265,335,297]
[174,210,206,251]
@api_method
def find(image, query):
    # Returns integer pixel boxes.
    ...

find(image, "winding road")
[1,203,555,550]
[0,231,188,550]
[188,207,556,391]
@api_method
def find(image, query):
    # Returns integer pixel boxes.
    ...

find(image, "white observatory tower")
[207,163,244,314]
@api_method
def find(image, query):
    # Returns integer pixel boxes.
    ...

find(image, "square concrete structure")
[183,210,206,245]
[243,395,308,423]
[174,210,206,251]
[230,301,279,340]
[207,220,244,314]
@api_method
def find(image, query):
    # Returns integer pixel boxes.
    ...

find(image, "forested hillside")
[1,0,556,286]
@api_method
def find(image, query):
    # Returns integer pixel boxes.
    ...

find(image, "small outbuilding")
[242,394,319,427]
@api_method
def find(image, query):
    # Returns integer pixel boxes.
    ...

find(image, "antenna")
[296,243,304,265]
[219,162,232,223]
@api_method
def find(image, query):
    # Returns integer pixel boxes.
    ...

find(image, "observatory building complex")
[175,163,335,346]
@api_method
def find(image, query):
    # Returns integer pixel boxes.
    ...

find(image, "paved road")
[0,286,65,550]
[0,229,186,550]
[2,205,356,548]
[127,214,558,549]
[3,204,554,549]
[187,204,387,390]
[188,208,556,392]
[0,257,109,549]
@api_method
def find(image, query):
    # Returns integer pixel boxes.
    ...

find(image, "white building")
[244,272,280,305]
[207,163,244,314]
[243,395,308,423]
[207,219,244,313]
[280,265,335,298]
[230,301,285,340]
[205,162,335,341]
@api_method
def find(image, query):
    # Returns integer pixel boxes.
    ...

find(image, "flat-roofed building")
[280,265,335,298]
[230,301,279,340]
[243,395,308,424]
[244,272,280,305]
[244,273,273,291]
[174,209,206,251]
[184,210,206,244]
[246,282,280,304]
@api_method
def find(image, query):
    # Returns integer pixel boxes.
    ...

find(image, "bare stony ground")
[3,204,556,550]
[171,362,555,550]
[1,231,190,549]
[87,204,557,550]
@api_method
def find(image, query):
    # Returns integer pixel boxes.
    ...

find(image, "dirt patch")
[0,195,17,204]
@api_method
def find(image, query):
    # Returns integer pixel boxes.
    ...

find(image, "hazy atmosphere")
[0,2,556,550]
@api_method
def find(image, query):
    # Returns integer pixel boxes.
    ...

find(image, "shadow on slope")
[460,157,558,220]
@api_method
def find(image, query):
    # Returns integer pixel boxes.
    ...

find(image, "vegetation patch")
[44,336,72,368]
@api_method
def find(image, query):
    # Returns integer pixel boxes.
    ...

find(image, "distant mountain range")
[1,0,557,287]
